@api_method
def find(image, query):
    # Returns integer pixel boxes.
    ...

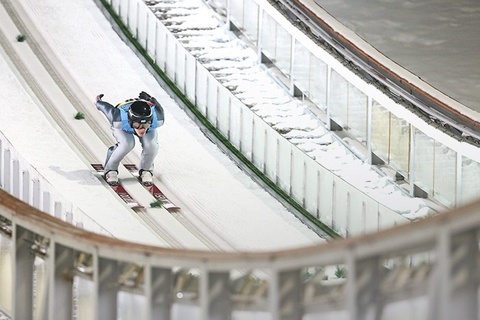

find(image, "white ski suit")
[95,96,165,173]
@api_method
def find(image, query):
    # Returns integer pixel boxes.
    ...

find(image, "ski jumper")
[95,98,165,173]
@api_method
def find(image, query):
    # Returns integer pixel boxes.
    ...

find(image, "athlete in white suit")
[95,91,165,184]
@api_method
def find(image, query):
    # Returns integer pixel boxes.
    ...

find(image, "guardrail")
[1,188,479,319]
[220,0,480,209]
[280,0,480,144]
[0,131,109,236]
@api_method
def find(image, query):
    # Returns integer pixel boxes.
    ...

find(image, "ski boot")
[105,170,119,185]
[140,170,153,185]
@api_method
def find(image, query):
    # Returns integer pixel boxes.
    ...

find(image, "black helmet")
[128,100,152,126]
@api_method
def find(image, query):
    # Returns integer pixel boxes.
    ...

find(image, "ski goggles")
[132,122,151,130]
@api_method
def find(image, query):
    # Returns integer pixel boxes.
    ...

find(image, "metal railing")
[1,189,479,319]
[222,0,480,208]
[0,131,110,237]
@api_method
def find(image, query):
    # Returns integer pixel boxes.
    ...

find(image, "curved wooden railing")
[1,188,480,319]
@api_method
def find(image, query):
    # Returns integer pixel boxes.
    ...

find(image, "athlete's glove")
[139,91,151,101]
[96,94,104,101]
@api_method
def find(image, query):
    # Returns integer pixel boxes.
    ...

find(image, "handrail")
[275,0,480,145]
[0,132,110,236]
[2,188,480,319]
[3,187,480,262]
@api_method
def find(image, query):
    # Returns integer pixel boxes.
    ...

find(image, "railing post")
[32,179,41,209]
[355,257,383,320]
[65,212,73,224]
[54,202,62,219]
[43,191,51,215]
[12,160,20,198]
[278,269,304,320]
[208,271,232,320]
[22,170,30,203]
[346,252,357,319]
[268,269,280,320]
[448,231,478,319]
[96,257,120,319]
[48,243,74,320]
[199,266,209,320]
[428,227,451,320]
[3,150,11,193]
[145,266,173,320]
[12,225,35,320]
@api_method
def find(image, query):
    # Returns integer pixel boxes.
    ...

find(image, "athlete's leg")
[104,129,135,172]
[139,130,159,171]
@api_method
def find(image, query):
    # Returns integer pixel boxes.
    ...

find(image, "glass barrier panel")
[274,23,292,77]
[460,156,480,205]
[310,55,328,111]
[433,142,456,207]
[371,100,390,162]
[229,0,244,31]
[413,129,434,195]
[389,114,410,175]
[293,41,328,111]
[347,83,368,144]
[243,0,259,44]
[260,13,276,62]
[293,40,310,94]
[329,70,348,128]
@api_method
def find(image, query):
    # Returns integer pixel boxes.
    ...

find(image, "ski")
[123,164,180,212]
[91,164,144,210]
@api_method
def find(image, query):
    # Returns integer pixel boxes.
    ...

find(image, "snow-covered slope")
[0,0,324,251]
